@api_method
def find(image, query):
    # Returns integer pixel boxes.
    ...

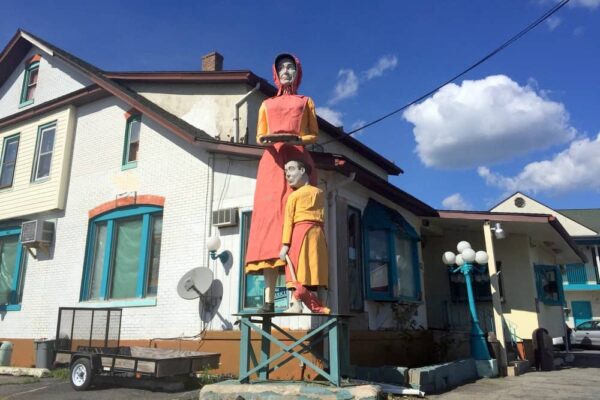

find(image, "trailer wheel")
[70,358,93,391]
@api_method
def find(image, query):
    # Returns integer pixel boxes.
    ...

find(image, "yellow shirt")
[282,184,325,245]
[256,97,318,145]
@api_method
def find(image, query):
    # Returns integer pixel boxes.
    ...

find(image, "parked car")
[570,320,600,348]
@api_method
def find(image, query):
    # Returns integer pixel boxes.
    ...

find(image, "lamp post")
[443,241,491,360]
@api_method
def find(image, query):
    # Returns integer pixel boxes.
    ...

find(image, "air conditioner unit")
[212,208,239,227]
[20,220,54,246]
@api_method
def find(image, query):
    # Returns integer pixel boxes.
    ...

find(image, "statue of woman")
[244,54,318,313]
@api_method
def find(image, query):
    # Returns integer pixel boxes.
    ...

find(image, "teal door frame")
[572,300,592,327]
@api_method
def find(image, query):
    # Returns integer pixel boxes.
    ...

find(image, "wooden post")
[483,221,508,375]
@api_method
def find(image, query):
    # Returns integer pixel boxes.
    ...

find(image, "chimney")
[202,52,223,71]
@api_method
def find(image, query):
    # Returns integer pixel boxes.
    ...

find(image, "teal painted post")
[340,319,350,377]
[329,317,340,387]
[259,316,272,380]
[239,317,251,383]
[462,264,491,360]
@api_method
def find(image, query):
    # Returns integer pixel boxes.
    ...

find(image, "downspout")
[207,153,216,260]
[234,83,261,142]
[326,172,356,312]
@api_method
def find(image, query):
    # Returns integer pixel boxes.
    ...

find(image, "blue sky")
[2,0,599,211]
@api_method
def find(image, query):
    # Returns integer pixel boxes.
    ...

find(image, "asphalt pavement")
[0,375,200,400]
[428,349,600,400]
[1,350,600,399]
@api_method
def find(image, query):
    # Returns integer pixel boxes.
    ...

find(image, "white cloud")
[478,133,600,194]
[329,55,398,104]
[365,55,398,80]
[403,75,576,169]
[442,193,473,210]
[545,16,562,30]
[571,0,600,9]
[540,0,600,9]
[316,107,343,127]
[329,69,358,104]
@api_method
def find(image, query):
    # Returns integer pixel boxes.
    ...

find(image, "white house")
[0,30,438,374]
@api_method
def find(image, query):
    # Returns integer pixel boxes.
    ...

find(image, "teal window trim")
[534,264,565,306]
[0,133,20,189]
[80,205,162,302]
[31,121,57,182]
[122,115,141,169]
[363,199,421,302]
[0,226,26,311]
[19,61,39,106]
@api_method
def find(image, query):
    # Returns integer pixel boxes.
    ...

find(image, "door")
[572,301,592,327]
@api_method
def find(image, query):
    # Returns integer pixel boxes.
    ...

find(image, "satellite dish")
[177,267,214,300]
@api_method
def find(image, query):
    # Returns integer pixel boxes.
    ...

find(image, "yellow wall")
[424,228,565,340]
[0,106,75,220]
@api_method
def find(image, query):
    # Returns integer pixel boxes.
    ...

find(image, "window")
[20,61,39,106]
[363,199,421,302]
[535,264,564,306]
[32,123,56,182]
[81,206,163,302]
[347,206,364,311]
[0,134,19,188]
[122,115,141,169]
[0,227,27,310]
[449,261,503,302]
[238,211,287,312]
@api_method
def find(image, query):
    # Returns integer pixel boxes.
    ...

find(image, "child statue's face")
[285,160,306,188]
[277,58,297,86]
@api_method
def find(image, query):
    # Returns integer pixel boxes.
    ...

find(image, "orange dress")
[281,185,328,288]
[245,54,319,273]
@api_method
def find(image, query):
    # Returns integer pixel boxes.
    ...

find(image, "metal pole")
[483,221,508,374]
[462,264,491,360]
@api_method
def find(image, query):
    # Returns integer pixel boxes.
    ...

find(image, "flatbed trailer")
[53,307,220,391]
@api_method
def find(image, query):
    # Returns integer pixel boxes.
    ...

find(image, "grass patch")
[49,368,70,380]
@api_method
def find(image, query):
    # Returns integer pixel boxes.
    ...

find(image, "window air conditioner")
[211,208,239,228]
[20,220,54,247]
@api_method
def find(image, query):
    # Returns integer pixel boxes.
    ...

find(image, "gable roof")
[558,209,600,235]
[0,29,401,176]
[490,191,597,236]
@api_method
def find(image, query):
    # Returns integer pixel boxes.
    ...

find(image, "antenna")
[177,267,214,300]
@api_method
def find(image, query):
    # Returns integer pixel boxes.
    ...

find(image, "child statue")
[244,54,318,313]
[279,159,330,314]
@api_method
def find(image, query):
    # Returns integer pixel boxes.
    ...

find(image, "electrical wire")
[320,0,571,146]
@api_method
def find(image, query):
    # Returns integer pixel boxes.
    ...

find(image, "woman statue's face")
[278,58,297,85]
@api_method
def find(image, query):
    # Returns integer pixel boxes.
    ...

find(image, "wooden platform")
[234,312,351,386]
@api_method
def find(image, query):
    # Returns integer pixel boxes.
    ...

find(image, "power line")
[321,0,571,146]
